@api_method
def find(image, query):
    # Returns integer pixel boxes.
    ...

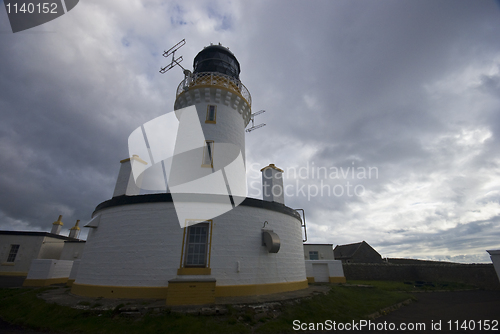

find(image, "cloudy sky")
[1,0,500,263]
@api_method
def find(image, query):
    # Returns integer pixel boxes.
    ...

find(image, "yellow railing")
[176,72,251,107]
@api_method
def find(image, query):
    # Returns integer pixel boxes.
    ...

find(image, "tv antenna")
[246,110,266,133]
[159,39,187,74]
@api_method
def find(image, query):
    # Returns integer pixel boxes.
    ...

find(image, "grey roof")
[303,243,333,246]
[94,194,302,222]
[333,241,365,259]
[0,230,80,241]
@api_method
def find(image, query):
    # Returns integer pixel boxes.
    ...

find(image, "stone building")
[334,241,383,264]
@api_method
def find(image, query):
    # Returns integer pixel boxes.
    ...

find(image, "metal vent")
[262,229,280,253]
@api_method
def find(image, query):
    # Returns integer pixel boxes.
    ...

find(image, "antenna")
[159,39,186,74]
[246,110,266,133]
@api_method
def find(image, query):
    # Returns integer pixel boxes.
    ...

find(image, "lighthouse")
[174,44,251,156]
[71,44,308,305]
[167,44,250,225]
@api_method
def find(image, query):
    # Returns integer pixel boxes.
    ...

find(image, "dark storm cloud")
[237,1,500,264]
[0,0,499,262]
[0,2,178,234]
[377,215,500,259]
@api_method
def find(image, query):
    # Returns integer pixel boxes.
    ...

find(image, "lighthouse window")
[6,244,20,262]
[184,223,209,267]
[206,105,217,124]
[202,140,214,167]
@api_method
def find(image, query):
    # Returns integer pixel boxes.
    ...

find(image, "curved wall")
[72,196,307,298]
[175,86,248,159]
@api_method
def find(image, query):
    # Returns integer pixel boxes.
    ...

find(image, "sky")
[1,0,500,263]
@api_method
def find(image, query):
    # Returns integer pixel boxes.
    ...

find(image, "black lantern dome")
[193,45,241,80]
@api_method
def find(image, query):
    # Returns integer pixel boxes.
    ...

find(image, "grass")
[0,280,470,334]
[0,288,249,333]
[0,288,249,334]
[256,283,412,333]
[347,280,478,292]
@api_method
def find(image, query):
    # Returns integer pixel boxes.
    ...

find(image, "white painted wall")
[305,260,345,280]
[60,241,86,260]
[37,237,66,259]
[75,201,306,288]
[113,158,144,197]
[25,259,74,280]
[311,263,330,282]
[0,234,44,274]
[69,259,80,281]
[303,244,335,260]
[211,205,306,286]
[75,203,183,287]
[175,87,249,160]
[0,234,75,275]
[262,166,285,205]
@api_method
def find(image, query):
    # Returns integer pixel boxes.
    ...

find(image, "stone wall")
[342,263,500,290]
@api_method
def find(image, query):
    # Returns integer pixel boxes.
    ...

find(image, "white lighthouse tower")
[71,44,308,305]
[166,44,250,225]
[174,44,251,158]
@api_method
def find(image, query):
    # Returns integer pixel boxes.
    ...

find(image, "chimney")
[69,220,80,239]
[113,155,147,197]
[51,215,63,235]
[261,164,285,205]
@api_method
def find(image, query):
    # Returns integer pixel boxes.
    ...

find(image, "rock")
[120,311,142,318]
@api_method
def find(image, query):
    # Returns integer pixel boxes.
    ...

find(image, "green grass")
[255,283,412,333]
[347,280,478,292]
[0,281,439,334]
[0,288,249,334]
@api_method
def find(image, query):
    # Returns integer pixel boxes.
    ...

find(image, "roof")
[333,241,365,259]
[199,44,237,57]
[303,243,333,246]
[0,230,80,241]
[193,44,241,79]
[93,193,302,222]
[260,163,284,173]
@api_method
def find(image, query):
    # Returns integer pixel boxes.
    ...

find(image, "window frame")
[309,251,319,260]
[183,222,210,268]
[201,140,214,168]
[7,244,20,263]
[205,104,217,124]
[178,220,213,275]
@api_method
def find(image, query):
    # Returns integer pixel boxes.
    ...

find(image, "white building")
[0,216,84,285]
[71,45,309,305]
[303,244,346,283]
[303,243,335,260]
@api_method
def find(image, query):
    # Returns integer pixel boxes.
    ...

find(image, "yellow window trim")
[205,104,217,124]
[177,268,212,275]
[201,140,214,168]
[179,220,213,274]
